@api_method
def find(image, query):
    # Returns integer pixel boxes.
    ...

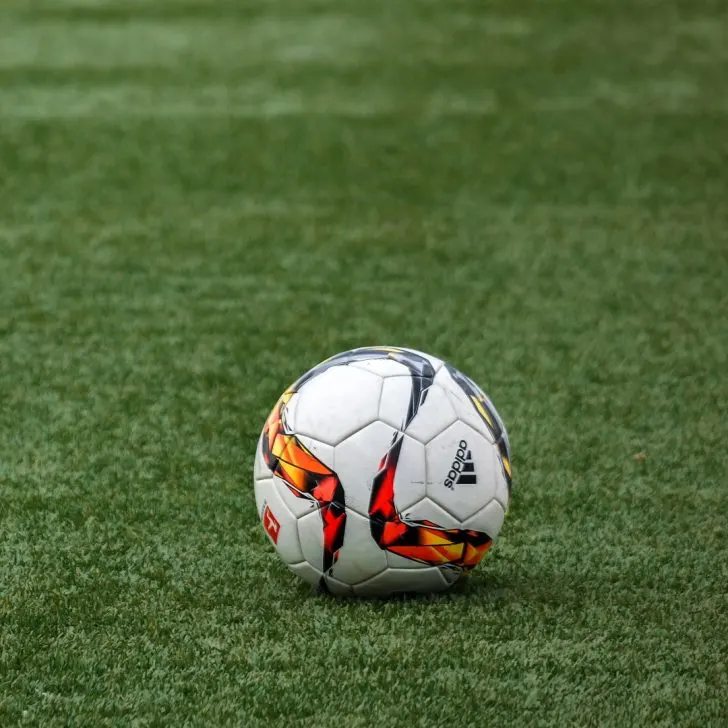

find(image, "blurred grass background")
[1,0,727,725]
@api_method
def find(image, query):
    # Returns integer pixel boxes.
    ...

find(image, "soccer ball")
[253,346,512,597]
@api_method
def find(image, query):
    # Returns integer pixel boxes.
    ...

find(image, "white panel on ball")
[462,498,506,540]
[353,566,449,597]
[383,553,463,582]
[289,561,322,588]
[385,551,429,570]
[268,435,334,519]
[273,475,318,519]
[256,478,304,565]
[297,434,336,472]
[437,368,496,444]
[278,390,301,431]
[329,509,387,585]
[253,435,271,481]
[402,496,459,529]
[348,357,412,379]
[404,383,458,445]
[438,566,461,587]
[403,347,445,372]
[378,375,415,430]
[254,477,274,521]
[296,509,325,572]
[333,420,398,517]
[392,434,427,512]
[425,421,498,522]
[293,365,383,446]
[492,453,511,512]
[323,575,354,597]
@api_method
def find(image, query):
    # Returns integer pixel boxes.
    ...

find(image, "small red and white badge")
[262,504,281,544]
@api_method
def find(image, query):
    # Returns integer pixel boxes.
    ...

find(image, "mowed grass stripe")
[0,17,379,69]
[1,116,725,212]
[4,85,728,119]
[1,4,725,120]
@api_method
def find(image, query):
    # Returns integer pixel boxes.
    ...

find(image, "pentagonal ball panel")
[425,421,498,522]
[293,365,382,446]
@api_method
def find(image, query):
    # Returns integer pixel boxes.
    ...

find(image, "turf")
[1,0,727,725]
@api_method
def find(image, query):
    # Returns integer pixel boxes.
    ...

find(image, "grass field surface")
[1,0,727,725]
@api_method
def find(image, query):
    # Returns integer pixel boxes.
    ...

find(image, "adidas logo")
[443,439,477,490]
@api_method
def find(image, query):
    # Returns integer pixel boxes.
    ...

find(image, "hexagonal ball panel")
[425,421,498,521]
[353,566,450,597]
[293,365,382,446]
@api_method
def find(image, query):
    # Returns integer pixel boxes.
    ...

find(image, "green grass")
[1,0,728,725]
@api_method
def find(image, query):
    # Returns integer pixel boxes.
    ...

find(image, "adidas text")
[443,440,477,489]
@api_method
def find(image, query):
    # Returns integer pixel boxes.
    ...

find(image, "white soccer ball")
[253,346,512,597]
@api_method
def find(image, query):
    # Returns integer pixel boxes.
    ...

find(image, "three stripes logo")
[443,440,477,490]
